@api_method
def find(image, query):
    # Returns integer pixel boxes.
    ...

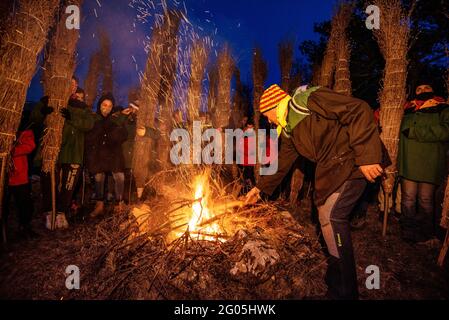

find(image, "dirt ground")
[0,179,448,300]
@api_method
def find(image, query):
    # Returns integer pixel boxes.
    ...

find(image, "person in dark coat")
[85,94,128,217]
[245,84,383,300]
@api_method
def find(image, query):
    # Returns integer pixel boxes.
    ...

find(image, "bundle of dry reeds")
[84,51,101,108]
[279,40,294,92]
[99,29,113,95]
[0,0,59,220]
[0,0,59,156]
[333,2,353,96]
[373,0,410,191]
[41,0,82,174]
[132,10,172,192]
[252,47,268,183]
[187,39,208,124]
[213,45,233,129]
[156,10,181,171]
[373,0,411,236]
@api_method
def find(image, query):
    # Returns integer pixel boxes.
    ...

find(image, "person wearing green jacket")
[56,98,95,218]
[398,83,449,243]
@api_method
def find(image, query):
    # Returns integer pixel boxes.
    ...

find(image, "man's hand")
[122,108,133,115]
[359,164,383,183]
[244,187,261,205]
[60,108,71,120]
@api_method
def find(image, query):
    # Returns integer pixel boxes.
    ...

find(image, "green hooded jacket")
[398,102,449,185]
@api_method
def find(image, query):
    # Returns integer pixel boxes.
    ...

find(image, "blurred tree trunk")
[156,11,181,171]
[84,51,101,108]
[252,48,267,184]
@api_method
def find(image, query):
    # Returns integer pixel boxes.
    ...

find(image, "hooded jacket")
[8,130,36,186]
[398,96,449,185]
[85,96,128,174]
[256,87,383,206]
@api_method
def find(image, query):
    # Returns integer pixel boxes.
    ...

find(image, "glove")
[60,108,71,120]
[244,187,261,205]
[402,128,410,138]
[40,106,54,115]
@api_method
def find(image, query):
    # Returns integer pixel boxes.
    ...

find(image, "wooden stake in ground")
[84,51,101,108]
[41,0,82,230]
[156,10,181,171]
[252,48,268,183]
[373,0,410,237]
[132,12,170,197]
[187,40,208,124]
[0,0,59,227]
[333,3,353,96]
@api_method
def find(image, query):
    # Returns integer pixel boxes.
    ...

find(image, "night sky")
[26,0,336,107]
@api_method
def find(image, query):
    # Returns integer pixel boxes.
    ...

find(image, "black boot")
[325,255,359,300]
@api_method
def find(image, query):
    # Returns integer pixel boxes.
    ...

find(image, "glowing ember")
[188,175,223,241]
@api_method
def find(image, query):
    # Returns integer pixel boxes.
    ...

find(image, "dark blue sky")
[27,0,336,106]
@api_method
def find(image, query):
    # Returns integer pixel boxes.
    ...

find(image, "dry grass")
[132,12,166,189]
[187,40,209,123]
[333,2,353,96]
[156,10,181,171]
[0,0,59,156]
[373,0,411,193]
[41,0,82,174]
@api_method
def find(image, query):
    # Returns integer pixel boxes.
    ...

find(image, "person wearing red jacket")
[3,120,37,239]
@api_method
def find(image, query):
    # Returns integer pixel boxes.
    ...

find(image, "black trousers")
[57,164,82,215]
[3,183,33,228]
[318,178,367,300]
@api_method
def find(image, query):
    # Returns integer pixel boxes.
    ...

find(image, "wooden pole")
[382,191,390,237]
[438,230,449,267]
[0,154,7,243]
[50,162,57,230]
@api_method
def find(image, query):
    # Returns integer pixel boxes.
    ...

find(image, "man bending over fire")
[245,84,383,300]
